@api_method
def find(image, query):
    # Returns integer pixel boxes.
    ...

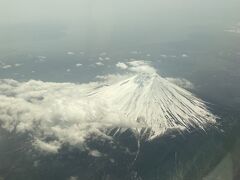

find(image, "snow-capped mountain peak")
[92,71,217,138]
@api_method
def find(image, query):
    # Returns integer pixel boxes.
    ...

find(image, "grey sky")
[1,0,240,49]
[2,0,239,23]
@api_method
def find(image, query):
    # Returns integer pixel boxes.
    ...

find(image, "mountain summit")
[92,72,217,138]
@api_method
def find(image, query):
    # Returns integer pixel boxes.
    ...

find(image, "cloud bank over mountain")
[0,61,217,153]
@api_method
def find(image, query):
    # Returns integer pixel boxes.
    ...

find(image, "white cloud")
[116,62,128,70]
[98,57,104,61]
[88,150,103,157]
[36,56,47,63]
[128,65,156,74]
[166,77,195,90]
[225,22,240,34]
[116,60,156,73]
[225,29,240,34]
[127,60,146,67]
[2,65,12,69]
[34,139,61,154]
[76,63,82,67]
[116,59,157,74]
[0,79,133,153]
[67,52,75,55]
[181,54,188,58]
[0,63,22,69]
[96,62,104,66]
[14,63,22,67]
[68,176,79,180]
[127,60,156,74]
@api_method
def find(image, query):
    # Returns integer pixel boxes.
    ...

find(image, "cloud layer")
[0,61,217,153]
[0,77,139,153]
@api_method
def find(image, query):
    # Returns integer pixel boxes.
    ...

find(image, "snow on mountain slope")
[90,72,216,138]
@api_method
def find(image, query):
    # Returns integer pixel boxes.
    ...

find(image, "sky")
[1,0,240,49]
[1,0,240,23]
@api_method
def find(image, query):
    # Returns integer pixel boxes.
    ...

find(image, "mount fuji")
[89,71,217,140]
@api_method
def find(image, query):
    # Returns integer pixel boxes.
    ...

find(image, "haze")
[1,0,240,50]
